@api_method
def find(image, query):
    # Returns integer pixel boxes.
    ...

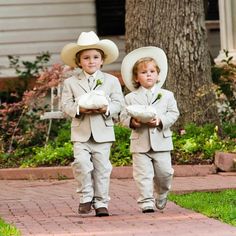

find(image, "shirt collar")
[83,70,98,79]
[141,85,156,94]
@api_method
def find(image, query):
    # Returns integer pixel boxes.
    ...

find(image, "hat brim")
[60,39,119,68]
[121,47,168,91]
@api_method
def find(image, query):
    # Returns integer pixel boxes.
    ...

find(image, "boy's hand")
[147,117,162,128]
[130,117,142,128]
[79,106,107,114]
[147,118,158,127]
[79,107,93,114]
[91,106,107,114]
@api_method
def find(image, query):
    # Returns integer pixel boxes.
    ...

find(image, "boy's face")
[135,61,159,89]
[78,49,103,74]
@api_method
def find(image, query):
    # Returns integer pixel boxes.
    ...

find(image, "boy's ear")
[75,56,80,67]
[100,59,104,68]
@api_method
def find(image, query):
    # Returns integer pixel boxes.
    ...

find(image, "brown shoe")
[95,207,109,217]
[142,206,155,213]
[78,202,92,214]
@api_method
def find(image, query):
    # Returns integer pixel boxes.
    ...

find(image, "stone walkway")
[0,173,236,236]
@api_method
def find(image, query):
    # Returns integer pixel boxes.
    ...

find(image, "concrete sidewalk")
[0,174,236,236]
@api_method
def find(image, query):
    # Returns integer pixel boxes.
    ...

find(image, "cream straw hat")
[60,31,119,67]
[121,46,168,91]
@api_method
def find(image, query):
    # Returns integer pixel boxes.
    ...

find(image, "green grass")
[0,218,21,236]
[169,189,236,226]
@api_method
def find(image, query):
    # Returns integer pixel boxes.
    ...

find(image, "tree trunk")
[125,0,220,129]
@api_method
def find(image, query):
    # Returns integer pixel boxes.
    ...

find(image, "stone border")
[214,151,236,172]
[0,164,217,180]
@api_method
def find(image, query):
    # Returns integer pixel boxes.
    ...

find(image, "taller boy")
[60,31,124,217]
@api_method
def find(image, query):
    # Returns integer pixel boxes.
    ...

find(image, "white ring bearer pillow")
[78,90,109,109]
[126,105,157,123]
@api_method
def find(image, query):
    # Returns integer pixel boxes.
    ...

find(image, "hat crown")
[77,31,100,46]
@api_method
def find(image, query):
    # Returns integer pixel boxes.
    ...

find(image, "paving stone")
[0,175,236,236]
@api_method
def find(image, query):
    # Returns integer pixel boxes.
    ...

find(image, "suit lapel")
[76,72,90,92]
[133,87,147,105]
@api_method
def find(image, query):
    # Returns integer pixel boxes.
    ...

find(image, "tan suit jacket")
[120,87,179,153]
[62,70,124,143]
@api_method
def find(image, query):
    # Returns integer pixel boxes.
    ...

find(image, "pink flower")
[179,129,186,135]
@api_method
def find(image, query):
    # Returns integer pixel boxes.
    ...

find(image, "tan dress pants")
[72,138,112,209]
[132,150,174,209]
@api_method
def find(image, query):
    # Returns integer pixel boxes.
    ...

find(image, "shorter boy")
[120,47,179,213]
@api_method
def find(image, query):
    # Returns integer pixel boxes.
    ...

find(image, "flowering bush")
[4,52,51,104]
[0,54,73,153]
[212,50,236,123]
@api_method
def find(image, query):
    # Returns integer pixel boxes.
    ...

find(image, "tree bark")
[125,0,220,129]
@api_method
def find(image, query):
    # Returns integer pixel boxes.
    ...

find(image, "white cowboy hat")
[60,31,119,67]
[121,46,168,91]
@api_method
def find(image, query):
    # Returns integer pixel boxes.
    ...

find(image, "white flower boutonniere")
[94,79,103,89]
[152,93,162,104]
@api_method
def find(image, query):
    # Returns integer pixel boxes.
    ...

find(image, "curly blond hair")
[132,57,160,88]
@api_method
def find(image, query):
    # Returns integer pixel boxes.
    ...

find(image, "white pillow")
[126,105,157,123]
[78,90,109,109]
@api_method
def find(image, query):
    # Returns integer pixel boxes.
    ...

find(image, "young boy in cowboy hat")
[61,31,124,217]
[120,47,179,213]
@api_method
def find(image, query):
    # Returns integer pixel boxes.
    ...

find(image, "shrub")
[212,50,236,123]
[0,123,235,168]
[18,123,132,167]
[172,123,236,164]
[110,125,132,166]
[21,142,73,167]
[0,54,72,153]
[2,52,51,104]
